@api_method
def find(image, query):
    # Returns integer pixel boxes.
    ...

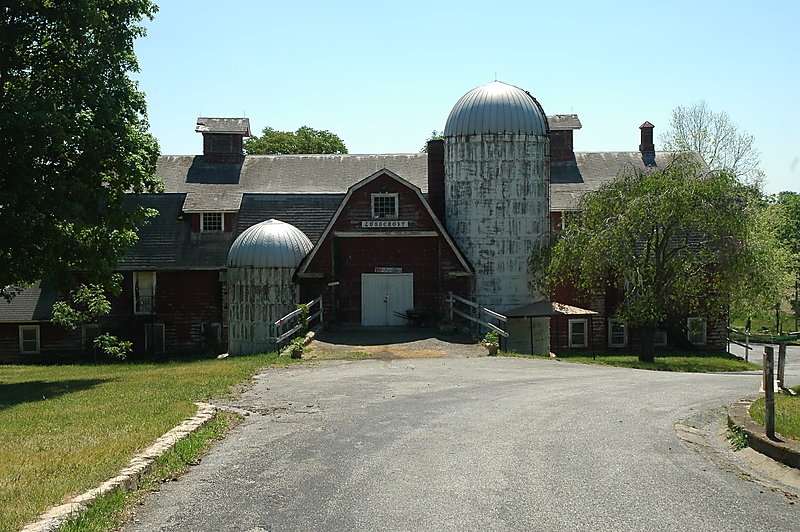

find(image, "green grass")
[500,351,760,372]
[56,413,235,532]
[750,386,800,441]
[730,311,799,343]
[0,353,298,532]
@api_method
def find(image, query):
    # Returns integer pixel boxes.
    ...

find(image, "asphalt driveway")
[123,335,798,531]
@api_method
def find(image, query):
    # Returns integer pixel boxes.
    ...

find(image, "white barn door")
[361,273,413,326]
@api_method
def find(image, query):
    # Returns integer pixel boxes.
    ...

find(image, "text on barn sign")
[362,220,409,228]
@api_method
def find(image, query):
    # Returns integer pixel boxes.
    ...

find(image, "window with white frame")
[568,319,588,348]
[608,319,627,348]
[687,317,707,346]
[19,325,40,354]
[145,323,165,353]
[371,193,398,219]
[81,324,100,354]
[133,271,156,315]
[654,329,667,347]
[200,212,223,232]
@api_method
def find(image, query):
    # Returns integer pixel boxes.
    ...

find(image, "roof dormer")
[195,117,251,164]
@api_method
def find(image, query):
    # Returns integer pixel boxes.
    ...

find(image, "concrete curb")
[727,396,800,469]
[21,402,218,532]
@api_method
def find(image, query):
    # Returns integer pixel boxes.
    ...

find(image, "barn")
[0,81,726,362]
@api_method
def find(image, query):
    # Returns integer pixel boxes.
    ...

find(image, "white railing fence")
[446,292,508,346]
[273,296,323,347]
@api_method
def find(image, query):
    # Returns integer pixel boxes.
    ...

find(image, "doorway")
[360,273,414,326]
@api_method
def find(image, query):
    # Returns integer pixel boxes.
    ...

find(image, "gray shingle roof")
[0,281,58,322]
[547,114,582,130]
[182,192,243,212]
[195,117,251,136]
[118,193,343,270]
[157,154,429,194]
[550,151,706,211]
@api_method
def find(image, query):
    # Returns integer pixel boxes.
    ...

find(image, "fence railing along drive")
[273,296,323,347]
[446,292,509,341]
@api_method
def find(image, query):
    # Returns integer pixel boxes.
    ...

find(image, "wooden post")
[777,342,787,390]
[744,332,750,363]
[764,346,776,440]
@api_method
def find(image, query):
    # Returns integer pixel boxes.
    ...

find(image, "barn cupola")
[547,114,582,162]
[195,117,251,164]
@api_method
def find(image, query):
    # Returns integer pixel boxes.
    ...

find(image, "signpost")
[764,346,776,440]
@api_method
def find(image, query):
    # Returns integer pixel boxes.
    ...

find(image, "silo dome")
[227,219,312,268]
[444,81,548,137]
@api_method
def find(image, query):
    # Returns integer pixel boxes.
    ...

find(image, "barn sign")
[361,220,409,228]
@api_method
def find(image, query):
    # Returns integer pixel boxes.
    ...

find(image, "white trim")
[19,325,40,354]
[333,231,438,238]
[687,317,707,346]
[145,323,165,353]
[371,192,398,219]
[608,319,627,348]
[297,169,473,275]
[568,319,588,348]
[133,271,156,315]
[653,329,667,347]
[200,212,224,232]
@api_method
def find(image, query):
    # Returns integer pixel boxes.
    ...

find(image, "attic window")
[371,193,398,219]
[201,212,223,232]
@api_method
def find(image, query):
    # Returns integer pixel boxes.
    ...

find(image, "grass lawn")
[500,351,760,372]
[0,353,298,532]
[750,386,800,441]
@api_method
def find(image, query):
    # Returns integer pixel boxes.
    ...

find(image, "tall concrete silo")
[443,81,550,354]
[227,219,312,355]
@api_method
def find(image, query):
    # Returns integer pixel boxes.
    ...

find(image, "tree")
[661,101,762,184]
[244,125,347,155]
[0,2,161,353]
[0,1,161,296]
[420,130,443,153]
[534,155,789,362]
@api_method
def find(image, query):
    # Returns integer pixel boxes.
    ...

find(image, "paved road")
[124,340,799,531]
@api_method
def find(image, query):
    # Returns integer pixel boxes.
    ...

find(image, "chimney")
[639,121,656,166]
[426,139,445,223]
[195,118,251,164]
[639,121,655,155]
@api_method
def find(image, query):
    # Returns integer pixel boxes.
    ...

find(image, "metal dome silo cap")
[227,219,313,268]
[444,81,549,137]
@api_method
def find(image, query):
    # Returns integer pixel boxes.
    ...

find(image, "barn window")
[568,319,587,348]
[654,329,667,347]
[687,317,707,346]
[145,323,165,353]
[608,319,627,348]
[201,212,223,232]
[19,325,40,354]
[82,324,100,354]
[371,193,398,219]
[134,272,156,315]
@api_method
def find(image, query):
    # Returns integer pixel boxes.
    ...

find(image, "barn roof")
[157,154,429,194]
[195,117,251,136]
[550,151,706,211]
[118,193,343,270]
[0,281,58,322]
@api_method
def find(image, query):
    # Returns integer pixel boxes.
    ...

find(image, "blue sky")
[134,1,799,194]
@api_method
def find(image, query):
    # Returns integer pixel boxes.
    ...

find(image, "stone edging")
[727,396,800,469]
[21,402,218,532]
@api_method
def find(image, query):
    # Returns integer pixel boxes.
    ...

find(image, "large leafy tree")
[244,125,347,155]
[536,155,789,361]
[660,101,762,184]
[0,1,161,300]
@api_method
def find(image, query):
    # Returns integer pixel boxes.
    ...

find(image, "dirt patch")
[305,343,448,360]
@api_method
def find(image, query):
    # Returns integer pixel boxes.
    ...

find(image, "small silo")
[443,81,550,354]
[227,219,312,355]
